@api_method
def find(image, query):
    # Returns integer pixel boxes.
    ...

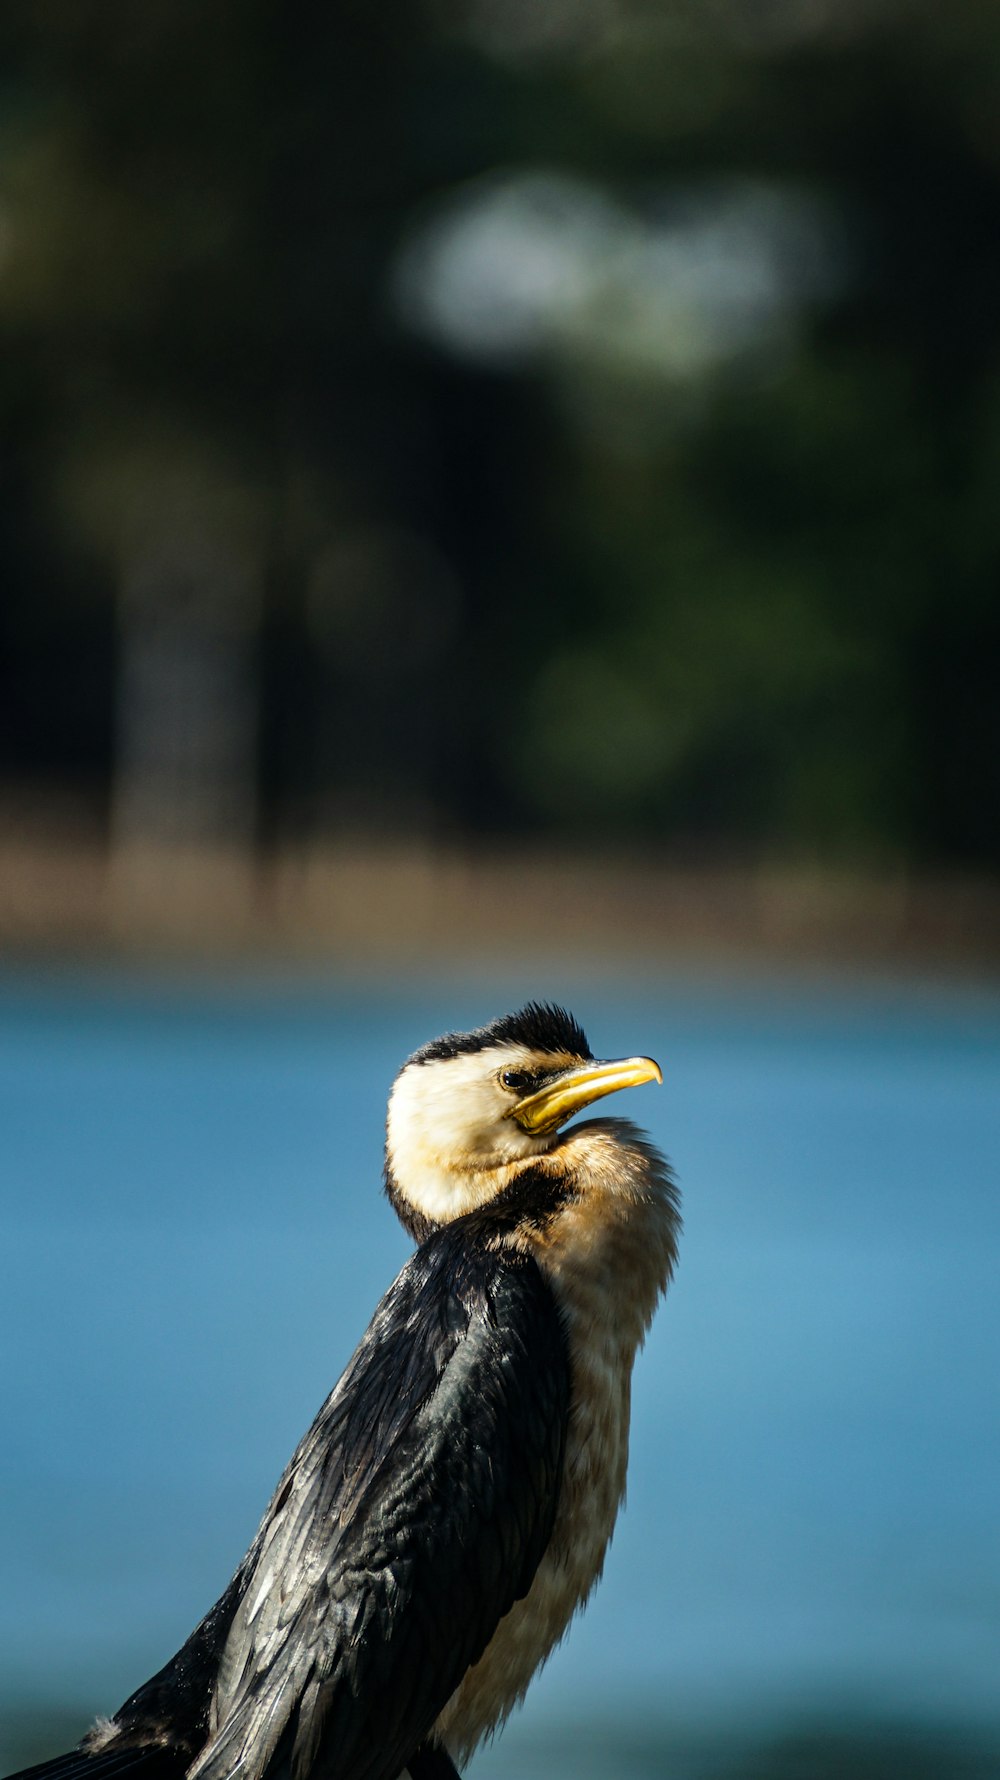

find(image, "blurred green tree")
[0,0,997,867]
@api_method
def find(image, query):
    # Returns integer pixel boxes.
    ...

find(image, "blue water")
[1,967,998,1770]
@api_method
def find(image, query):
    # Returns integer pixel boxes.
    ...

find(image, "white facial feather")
[85,1717,118,1751]
[385,1047,571,1226]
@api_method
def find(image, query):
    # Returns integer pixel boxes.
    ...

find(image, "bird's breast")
[434,1126,678,1760]
[432,1310,634,1761]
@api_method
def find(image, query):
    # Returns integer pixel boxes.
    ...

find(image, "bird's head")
[384,1002,662,1240]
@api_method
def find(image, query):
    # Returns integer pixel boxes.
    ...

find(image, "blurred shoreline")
[0,830,996,976]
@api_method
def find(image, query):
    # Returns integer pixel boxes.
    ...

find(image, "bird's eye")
[500,1068,541,1092]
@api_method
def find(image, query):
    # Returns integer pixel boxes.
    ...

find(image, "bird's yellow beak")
[513,1055,662,1135]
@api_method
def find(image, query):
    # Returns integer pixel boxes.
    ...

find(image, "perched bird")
[9,1003,679,1780]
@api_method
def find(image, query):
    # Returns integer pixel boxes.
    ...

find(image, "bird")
[8,1002,680,1780]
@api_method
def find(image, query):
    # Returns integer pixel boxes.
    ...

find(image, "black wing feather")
[187,1223,569,1780]
[5,1752,186,1780]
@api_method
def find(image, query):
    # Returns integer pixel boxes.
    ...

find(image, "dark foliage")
[0,2,998,866]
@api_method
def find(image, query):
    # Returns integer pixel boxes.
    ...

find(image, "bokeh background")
[1,3,999,1776]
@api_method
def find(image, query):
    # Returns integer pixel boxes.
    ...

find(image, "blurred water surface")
[1,967,997,1776]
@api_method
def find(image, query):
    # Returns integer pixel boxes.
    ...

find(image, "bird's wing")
[187,1226,569,1780]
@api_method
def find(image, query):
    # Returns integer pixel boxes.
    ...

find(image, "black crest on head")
[408,1002,593,1067]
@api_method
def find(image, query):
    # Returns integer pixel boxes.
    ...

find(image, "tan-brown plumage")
[433,1121,678,1761]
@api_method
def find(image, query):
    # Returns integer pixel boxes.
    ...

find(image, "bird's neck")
[384,1148,546,1244]
[385,1119,680,1328]
[514,1119,681,1349]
